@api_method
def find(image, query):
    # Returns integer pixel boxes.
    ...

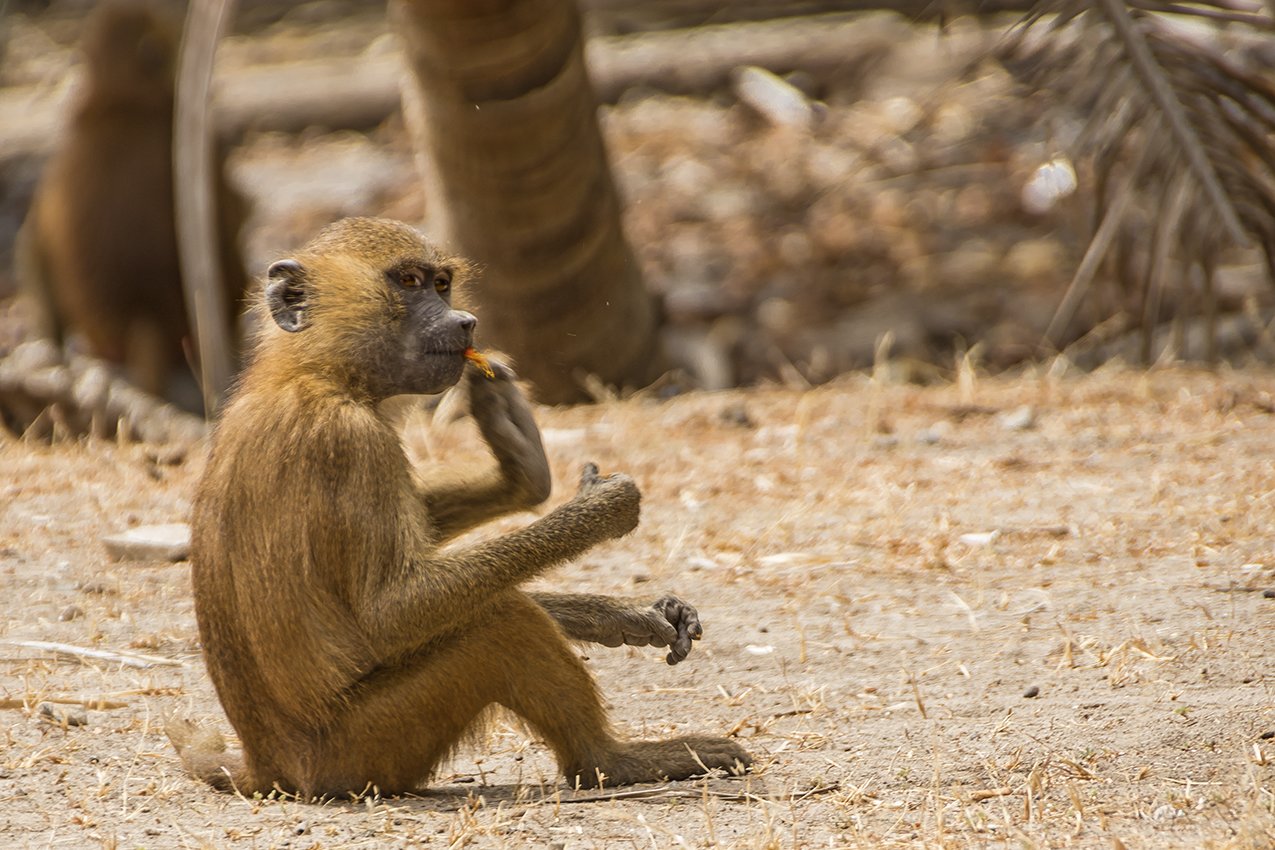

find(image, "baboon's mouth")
[463,348,495,378]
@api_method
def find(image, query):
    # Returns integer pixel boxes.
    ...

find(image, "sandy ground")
[1,365,1273,849]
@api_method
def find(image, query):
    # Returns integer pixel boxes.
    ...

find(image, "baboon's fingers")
[650,595,703,665]
[486,356,516,382]
[641,615,678,648]
[467,370,551,502]
[577,462,601,493]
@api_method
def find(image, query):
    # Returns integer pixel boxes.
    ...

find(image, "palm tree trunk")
[395,0,662,404]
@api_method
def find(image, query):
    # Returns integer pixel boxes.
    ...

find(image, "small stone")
[916,421,953,445]
[1023,686,1040,699]
[998,405,1037,431]
[959,530,1001,547]
[102,523,191,562]
[293,822,310,836]
[734,66,817,130]
[58,604,84,622]
[1259,730,1274,740]
[718,402,754,429]
[1263,589,1274,599]
[1021,157,1077,214]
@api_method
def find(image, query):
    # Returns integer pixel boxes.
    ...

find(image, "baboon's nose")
[454,311,477,336]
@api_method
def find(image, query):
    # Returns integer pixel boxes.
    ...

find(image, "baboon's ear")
[265,259,309,333]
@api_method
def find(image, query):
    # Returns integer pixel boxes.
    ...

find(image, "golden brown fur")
[169,217,749,798]
[16,0,248,410]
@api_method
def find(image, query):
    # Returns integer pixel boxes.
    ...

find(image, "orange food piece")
[464,347,495,379]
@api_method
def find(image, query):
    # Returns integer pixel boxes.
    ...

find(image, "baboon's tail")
[165,715,252,793]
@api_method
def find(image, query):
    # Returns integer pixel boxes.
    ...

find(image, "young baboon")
[168,217,751,798]
[16,0,248,411]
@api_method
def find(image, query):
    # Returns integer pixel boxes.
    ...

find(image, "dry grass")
[1,363,1273,848]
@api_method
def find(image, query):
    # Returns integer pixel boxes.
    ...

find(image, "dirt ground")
[0,364,1271,848]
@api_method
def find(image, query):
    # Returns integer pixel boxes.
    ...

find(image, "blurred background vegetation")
[2,0,1274,434]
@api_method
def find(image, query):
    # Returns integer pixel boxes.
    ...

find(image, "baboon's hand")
[589,596,701,664]
[649,595,704,665]
[574,463,640,538]
[466,359,551,505]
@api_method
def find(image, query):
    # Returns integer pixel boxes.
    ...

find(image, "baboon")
[16,0,248,411]
[168,217,751,798]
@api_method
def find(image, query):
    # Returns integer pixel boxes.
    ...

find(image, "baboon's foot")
[571,736,752,788]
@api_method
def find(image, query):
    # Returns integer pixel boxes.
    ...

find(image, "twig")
[772,708,815,718]
[1129,0,1275,28]
[0,695,128,710]
[907,669,928,720]
[0,639,185,669]
[1095,0,1248,246]
[1140,175,1192,363]
[1059,757,1102,780]
[1044,172,1136,349]
[551,782,837,805]
[0,342,206,443]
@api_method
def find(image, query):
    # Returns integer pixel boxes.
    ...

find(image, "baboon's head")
[261,217,477,400]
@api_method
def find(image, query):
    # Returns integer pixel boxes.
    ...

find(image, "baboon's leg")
[485,594,749,788]
[298,593,746,796]
[295,591,616,797]
[165,716,257,794]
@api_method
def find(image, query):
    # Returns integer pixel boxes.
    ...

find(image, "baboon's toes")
[163,715,226,754]
[691,737,753,773]
[164,715,197,749]
[581,736,754,787]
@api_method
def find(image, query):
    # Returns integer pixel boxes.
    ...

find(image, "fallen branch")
[0,13,906,165]
[588,13,907,102]
[581,0,1037,32]
[0,639,186,669]
[0,340,207,443]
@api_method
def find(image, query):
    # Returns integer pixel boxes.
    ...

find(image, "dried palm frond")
[1000,0,1275,362]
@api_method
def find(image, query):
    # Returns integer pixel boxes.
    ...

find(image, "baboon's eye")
[399,269,425,289]
[434,273,451,295]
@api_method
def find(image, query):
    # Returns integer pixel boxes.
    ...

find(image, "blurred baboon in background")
[15,0,249,413]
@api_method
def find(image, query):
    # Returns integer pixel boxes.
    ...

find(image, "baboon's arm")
[529,592,703,665]
[370,466,638,654]
[418,364,551,542]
